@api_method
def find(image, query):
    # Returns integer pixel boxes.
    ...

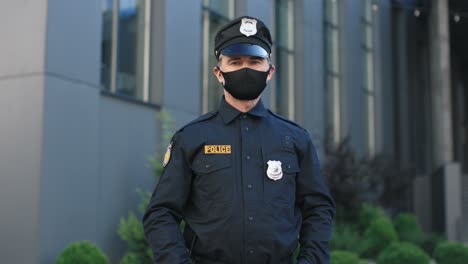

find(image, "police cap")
[214,16,272,60]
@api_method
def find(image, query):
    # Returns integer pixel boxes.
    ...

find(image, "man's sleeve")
[296,135,336,264]
[142,132,193,264]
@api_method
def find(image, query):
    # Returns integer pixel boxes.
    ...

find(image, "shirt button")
[248,216,254,221]
[247,184,253,189]
[249,250,254,254]
[246,155,251,160]
[245,127,249,131]
[205,164,211,168]
[241,114,247,119]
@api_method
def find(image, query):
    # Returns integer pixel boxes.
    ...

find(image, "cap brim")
[220,43,269,58]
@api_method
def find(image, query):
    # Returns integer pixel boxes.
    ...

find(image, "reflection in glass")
[207,15,229,111]
[324,0,341,145]
[202,0,233,112]
[116,0,147,99]
[101,0,114,89]
[275,49,292,117]
[207,0,231,17]
[100,0,151,101]
[274,0,294,118]
[362,0,376,156]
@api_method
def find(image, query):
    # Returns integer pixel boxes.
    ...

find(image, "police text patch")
[204,145,231,154]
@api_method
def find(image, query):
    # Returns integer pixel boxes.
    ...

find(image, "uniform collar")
[219,96,267,124]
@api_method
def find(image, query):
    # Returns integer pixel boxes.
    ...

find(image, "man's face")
[213,55,275,85]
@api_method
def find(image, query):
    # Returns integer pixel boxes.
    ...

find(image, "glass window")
[362,0,377,156]
[100,0,152,102]
[202,0,234,113]
[101,0,113,90]
[274,0,295,119]
[324,0,341,146]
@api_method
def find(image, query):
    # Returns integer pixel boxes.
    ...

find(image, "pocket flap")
[192,155,231,174]
[266,152,300,174]
[282,156,300,173]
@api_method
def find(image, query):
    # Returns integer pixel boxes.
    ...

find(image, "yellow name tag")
[204,145,232,154]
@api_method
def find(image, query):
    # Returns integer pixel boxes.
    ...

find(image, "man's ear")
[213,66,224,85]
[266,64,275,81]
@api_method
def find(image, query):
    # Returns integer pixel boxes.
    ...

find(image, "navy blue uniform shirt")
[143,97,335,264]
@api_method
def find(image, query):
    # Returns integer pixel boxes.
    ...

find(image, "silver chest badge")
[266,160,283,181]
[240,18,257,37]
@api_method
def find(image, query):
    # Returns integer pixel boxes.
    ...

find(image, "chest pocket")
[192,154,231,174]
[263,152,300,207]
[191,154,233,203]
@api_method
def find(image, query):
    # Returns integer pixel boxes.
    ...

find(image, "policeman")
[143,16,335,264]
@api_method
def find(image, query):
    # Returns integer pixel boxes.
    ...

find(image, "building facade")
[1,0,466,263]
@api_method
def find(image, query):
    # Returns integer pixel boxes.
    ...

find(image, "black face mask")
[219,66,270,100]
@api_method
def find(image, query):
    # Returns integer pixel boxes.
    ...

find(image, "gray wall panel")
[0,76,44,264]
[164,106,201,132]
[97,95,158,262]
[0,1,47,77]
[45,0,101,85]
[39,76,100,263]
[164,0,202,117]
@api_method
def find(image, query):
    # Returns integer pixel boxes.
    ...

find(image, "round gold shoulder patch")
[163,142,173,167]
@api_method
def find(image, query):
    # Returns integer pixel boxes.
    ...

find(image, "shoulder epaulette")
[268,109,306,131]
[176,110,218,133]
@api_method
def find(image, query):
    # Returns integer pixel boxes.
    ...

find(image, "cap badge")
[266,160,283,181]
[240,18,257,37]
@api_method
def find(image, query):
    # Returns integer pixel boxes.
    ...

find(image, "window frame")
[201,0,235,113]
[100,0,153,103]
[272,0,295,120]
[361,0,378,156]
[324,0,342,146]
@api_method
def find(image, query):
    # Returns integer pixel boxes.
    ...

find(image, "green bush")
[359,216,399,259]
[120,250,153,264]
[393,213,424,245]
[376,242,430,264]
[356,203,386,233]
[118,112,175,263]
[56,241,108,264]
[434,241,468,264]
[331,250,362,264]
[419,233,444,257]
[331,223,361,253]
[118,210,153,263]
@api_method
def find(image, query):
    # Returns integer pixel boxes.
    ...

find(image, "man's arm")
[143,133,192,264]
[296,135,336,264]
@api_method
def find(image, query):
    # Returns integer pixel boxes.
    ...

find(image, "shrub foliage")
[323,137,414,222]
[118,112,175,263]
[330,250,362,264]
[393,213,424,245]
[434,241,468,264]
[331,223,361,253]
[376,242,430,264]
[359,216,399,259]
[56,241,108,264]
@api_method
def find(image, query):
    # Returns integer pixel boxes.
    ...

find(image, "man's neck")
[224,92,260,113]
